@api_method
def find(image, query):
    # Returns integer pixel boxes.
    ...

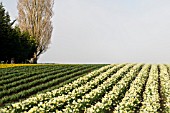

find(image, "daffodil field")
[0,64,170,113]
[0,64,105,108]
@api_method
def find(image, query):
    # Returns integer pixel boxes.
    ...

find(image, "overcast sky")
[1,0,170,64]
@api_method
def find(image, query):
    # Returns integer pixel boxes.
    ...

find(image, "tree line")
[0,2,36,63]
[0,0,54,64]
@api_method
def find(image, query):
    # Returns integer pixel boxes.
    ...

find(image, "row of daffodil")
[159,65,170,113]
[27,63,132,113]
[139,65,160,112]
[84,63,145,113]
[61,64,140,113]
[113,64,150,112]
[0,64,122,113]
[0,64,41,68]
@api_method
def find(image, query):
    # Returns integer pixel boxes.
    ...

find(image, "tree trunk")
[11,58,15,64]
[30,53,37,64]
[30,57,37,64]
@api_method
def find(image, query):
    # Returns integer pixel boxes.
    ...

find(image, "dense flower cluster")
[86,64,143,113]
[139,65,160,112]
[159,65,170,113]
[113,64,150,112]
[63,64,137,112]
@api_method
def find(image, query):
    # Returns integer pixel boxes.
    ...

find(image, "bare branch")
[17,0,54,59]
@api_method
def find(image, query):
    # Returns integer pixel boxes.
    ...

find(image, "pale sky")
[1,0,170,64]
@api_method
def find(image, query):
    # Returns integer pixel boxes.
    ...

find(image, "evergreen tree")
[0,2,15,63]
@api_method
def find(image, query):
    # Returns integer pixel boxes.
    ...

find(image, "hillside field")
[0,64,170,113]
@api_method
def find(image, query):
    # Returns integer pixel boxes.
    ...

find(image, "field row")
[0,64,42,69]
[0,64,106,107]
[0,64,170,113]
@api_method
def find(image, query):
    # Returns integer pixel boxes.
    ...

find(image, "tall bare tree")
[17,0,54,63]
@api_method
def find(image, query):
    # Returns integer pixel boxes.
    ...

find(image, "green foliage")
[0,64,104,107]
[0,2,37,63]
[14,27,37,63]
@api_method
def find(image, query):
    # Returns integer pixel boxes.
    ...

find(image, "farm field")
[0,64,105,108]
[0,63,170,113]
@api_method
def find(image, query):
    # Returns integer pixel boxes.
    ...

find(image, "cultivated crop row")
[0,64,105,107]
[0,64,170,113]
[159,65,170,113]
[0,64,41,69]
[113,64,150,112]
